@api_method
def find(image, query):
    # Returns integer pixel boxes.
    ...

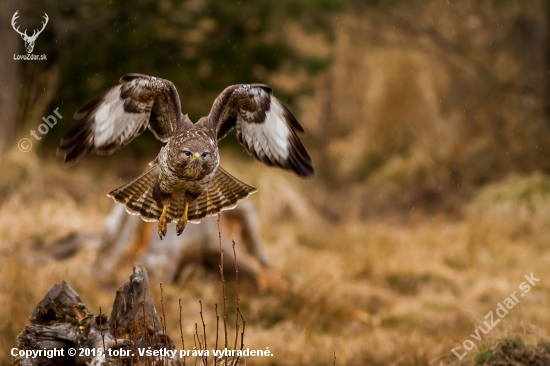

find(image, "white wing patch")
[58,74,180,166]
[93,87,152,148]
[239,97,290,163]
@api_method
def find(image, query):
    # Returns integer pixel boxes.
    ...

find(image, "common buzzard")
[57,74,314,238]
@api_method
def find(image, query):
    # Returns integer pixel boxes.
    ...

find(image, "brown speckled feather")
[59,74,312,231]
[109,166,256,224]
[207,84,314,177]
[57,74,181,165]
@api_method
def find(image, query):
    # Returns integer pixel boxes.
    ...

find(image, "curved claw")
[176,220,187,236]
[157,205,168,240]
[157,222,167,240]
[176,223,186,236]
[176,202,189,236]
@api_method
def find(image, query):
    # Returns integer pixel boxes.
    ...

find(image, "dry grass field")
[2,2,550,365]
[1,147,549,366]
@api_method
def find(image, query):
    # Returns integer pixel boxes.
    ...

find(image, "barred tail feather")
[107,166,256,224]
[107,164,161,217]
[187,167,257,223]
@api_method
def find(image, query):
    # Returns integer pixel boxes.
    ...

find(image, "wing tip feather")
[280,101,305,135]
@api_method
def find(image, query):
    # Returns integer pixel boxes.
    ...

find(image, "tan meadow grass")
[0,149,549,365]
[3,4,550,362]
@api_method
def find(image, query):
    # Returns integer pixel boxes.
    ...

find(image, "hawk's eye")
[201,152,208,158]
[184,151,192,157]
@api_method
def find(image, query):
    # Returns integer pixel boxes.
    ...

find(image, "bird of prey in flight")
[57,74,314,238]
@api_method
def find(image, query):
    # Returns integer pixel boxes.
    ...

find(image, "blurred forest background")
[1,0,550,365]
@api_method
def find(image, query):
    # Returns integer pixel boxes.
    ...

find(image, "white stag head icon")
[11,11,49,54]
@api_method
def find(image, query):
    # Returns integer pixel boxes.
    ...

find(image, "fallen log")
[12,265,181,366]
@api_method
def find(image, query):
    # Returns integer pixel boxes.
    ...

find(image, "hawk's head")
[170,135,219,180]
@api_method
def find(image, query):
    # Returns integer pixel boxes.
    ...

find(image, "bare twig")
[215,303,220,353]
[193,323,201,366]
[131,294,138,365]
[150,304,158,364]
[160,283,168,352]
[160,315,166,364]
[141,288,151,366]
[234,308,246,366]
[232,241,240,309]
[193,323,200,365]
[179,298,186,365]
[232,241,246,366]
[98,308,107,359]
[239,309,245,351]
[217,213,228,366]
[232,241,240,352]
[199,301,208,366]
[113,320,123,366]
[195,322,202,349]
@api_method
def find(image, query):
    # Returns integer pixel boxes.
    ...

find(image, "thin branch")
[179,298,186,366]
[232,241,239,352]
[141,288,151,366]
[215,303,220,353]
[98,308,107,359]
[194,323,202,366]
[199,301,208,366]
[234,308,246,366]
[193,323,200,365]
[240,310,246,350]
[217,213,229,366]
[150,303,159,364]
[160,315,166,364]
[131,295,138,365]
[160,283,168,352]
[113,320,123,366]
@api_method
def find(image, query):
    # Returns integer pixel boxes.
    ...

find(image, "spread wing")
[57,74,182,165]
[208,84,314,177]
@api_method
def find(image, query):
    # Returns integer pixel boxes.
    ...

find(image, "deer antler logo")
[11,11,48,54]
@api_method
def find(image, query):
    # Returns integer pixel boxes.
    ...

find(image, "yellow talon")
[158,205,168,239]
[176,202,189,236]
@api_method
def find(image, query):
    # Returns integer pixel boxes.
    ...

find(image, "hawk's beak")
[191,152,203,163]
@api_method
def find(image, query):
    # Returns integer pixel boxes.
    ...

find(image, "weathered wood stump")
[12,265,181,366]
[99,202,287,294]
